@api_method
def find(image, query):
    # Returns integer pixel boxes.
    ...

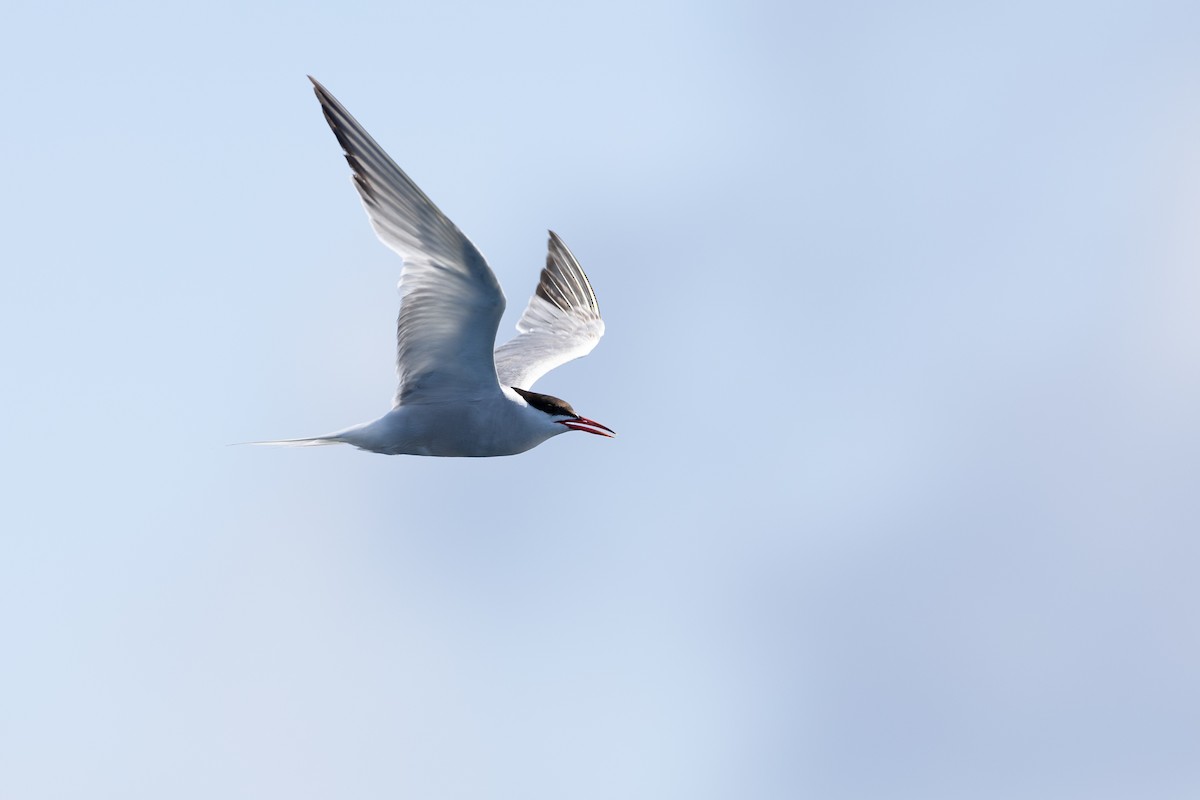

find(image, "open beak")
[558,416,616,438]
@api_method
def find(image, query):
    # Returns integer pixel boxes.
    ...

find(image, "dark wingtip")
[535,230,598,314]
[308,75,335,106]
[547,229,570,255]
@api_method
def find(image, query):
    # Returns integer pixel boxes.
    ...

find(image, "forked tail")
[237,436,345,447]
[236,421,375,451]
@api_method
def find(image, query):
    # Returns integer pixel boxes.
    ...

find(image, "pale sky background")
[2,1,1199,798]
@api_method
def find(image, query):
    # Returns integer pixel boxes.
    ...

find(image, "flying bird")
[260,77,614,456]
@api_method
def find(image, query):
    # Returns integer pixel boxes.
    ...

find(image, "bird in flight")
[259,77,614,456]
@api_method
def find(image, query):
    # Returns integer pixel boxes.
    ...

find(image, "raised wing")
[494,231,605,390]
[309,77,506,405]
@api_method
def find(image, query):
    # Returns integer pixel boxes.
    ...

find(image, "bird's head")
[511,387,615,439]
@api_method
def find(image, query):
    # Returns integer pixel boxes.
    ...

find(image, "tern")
[258,77,614,456]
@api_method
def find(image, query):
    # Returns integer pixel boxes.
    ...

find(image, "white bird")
[258,77,614,457]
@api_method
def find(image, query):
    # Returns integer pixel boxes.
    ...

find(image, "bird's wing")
[493,231,605,390]
[309,77,505,406]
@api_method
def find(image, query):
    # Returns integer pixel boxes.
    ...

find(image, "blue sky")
[2,1,1198,798]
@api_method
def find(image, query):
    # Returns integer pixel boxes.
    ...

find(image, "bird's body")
[259,78,613,457]
[288,388,574,457]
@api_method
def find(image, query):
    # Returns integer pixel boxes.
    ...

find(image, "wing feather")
[494,232,605,390]
[309,77,505,405]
